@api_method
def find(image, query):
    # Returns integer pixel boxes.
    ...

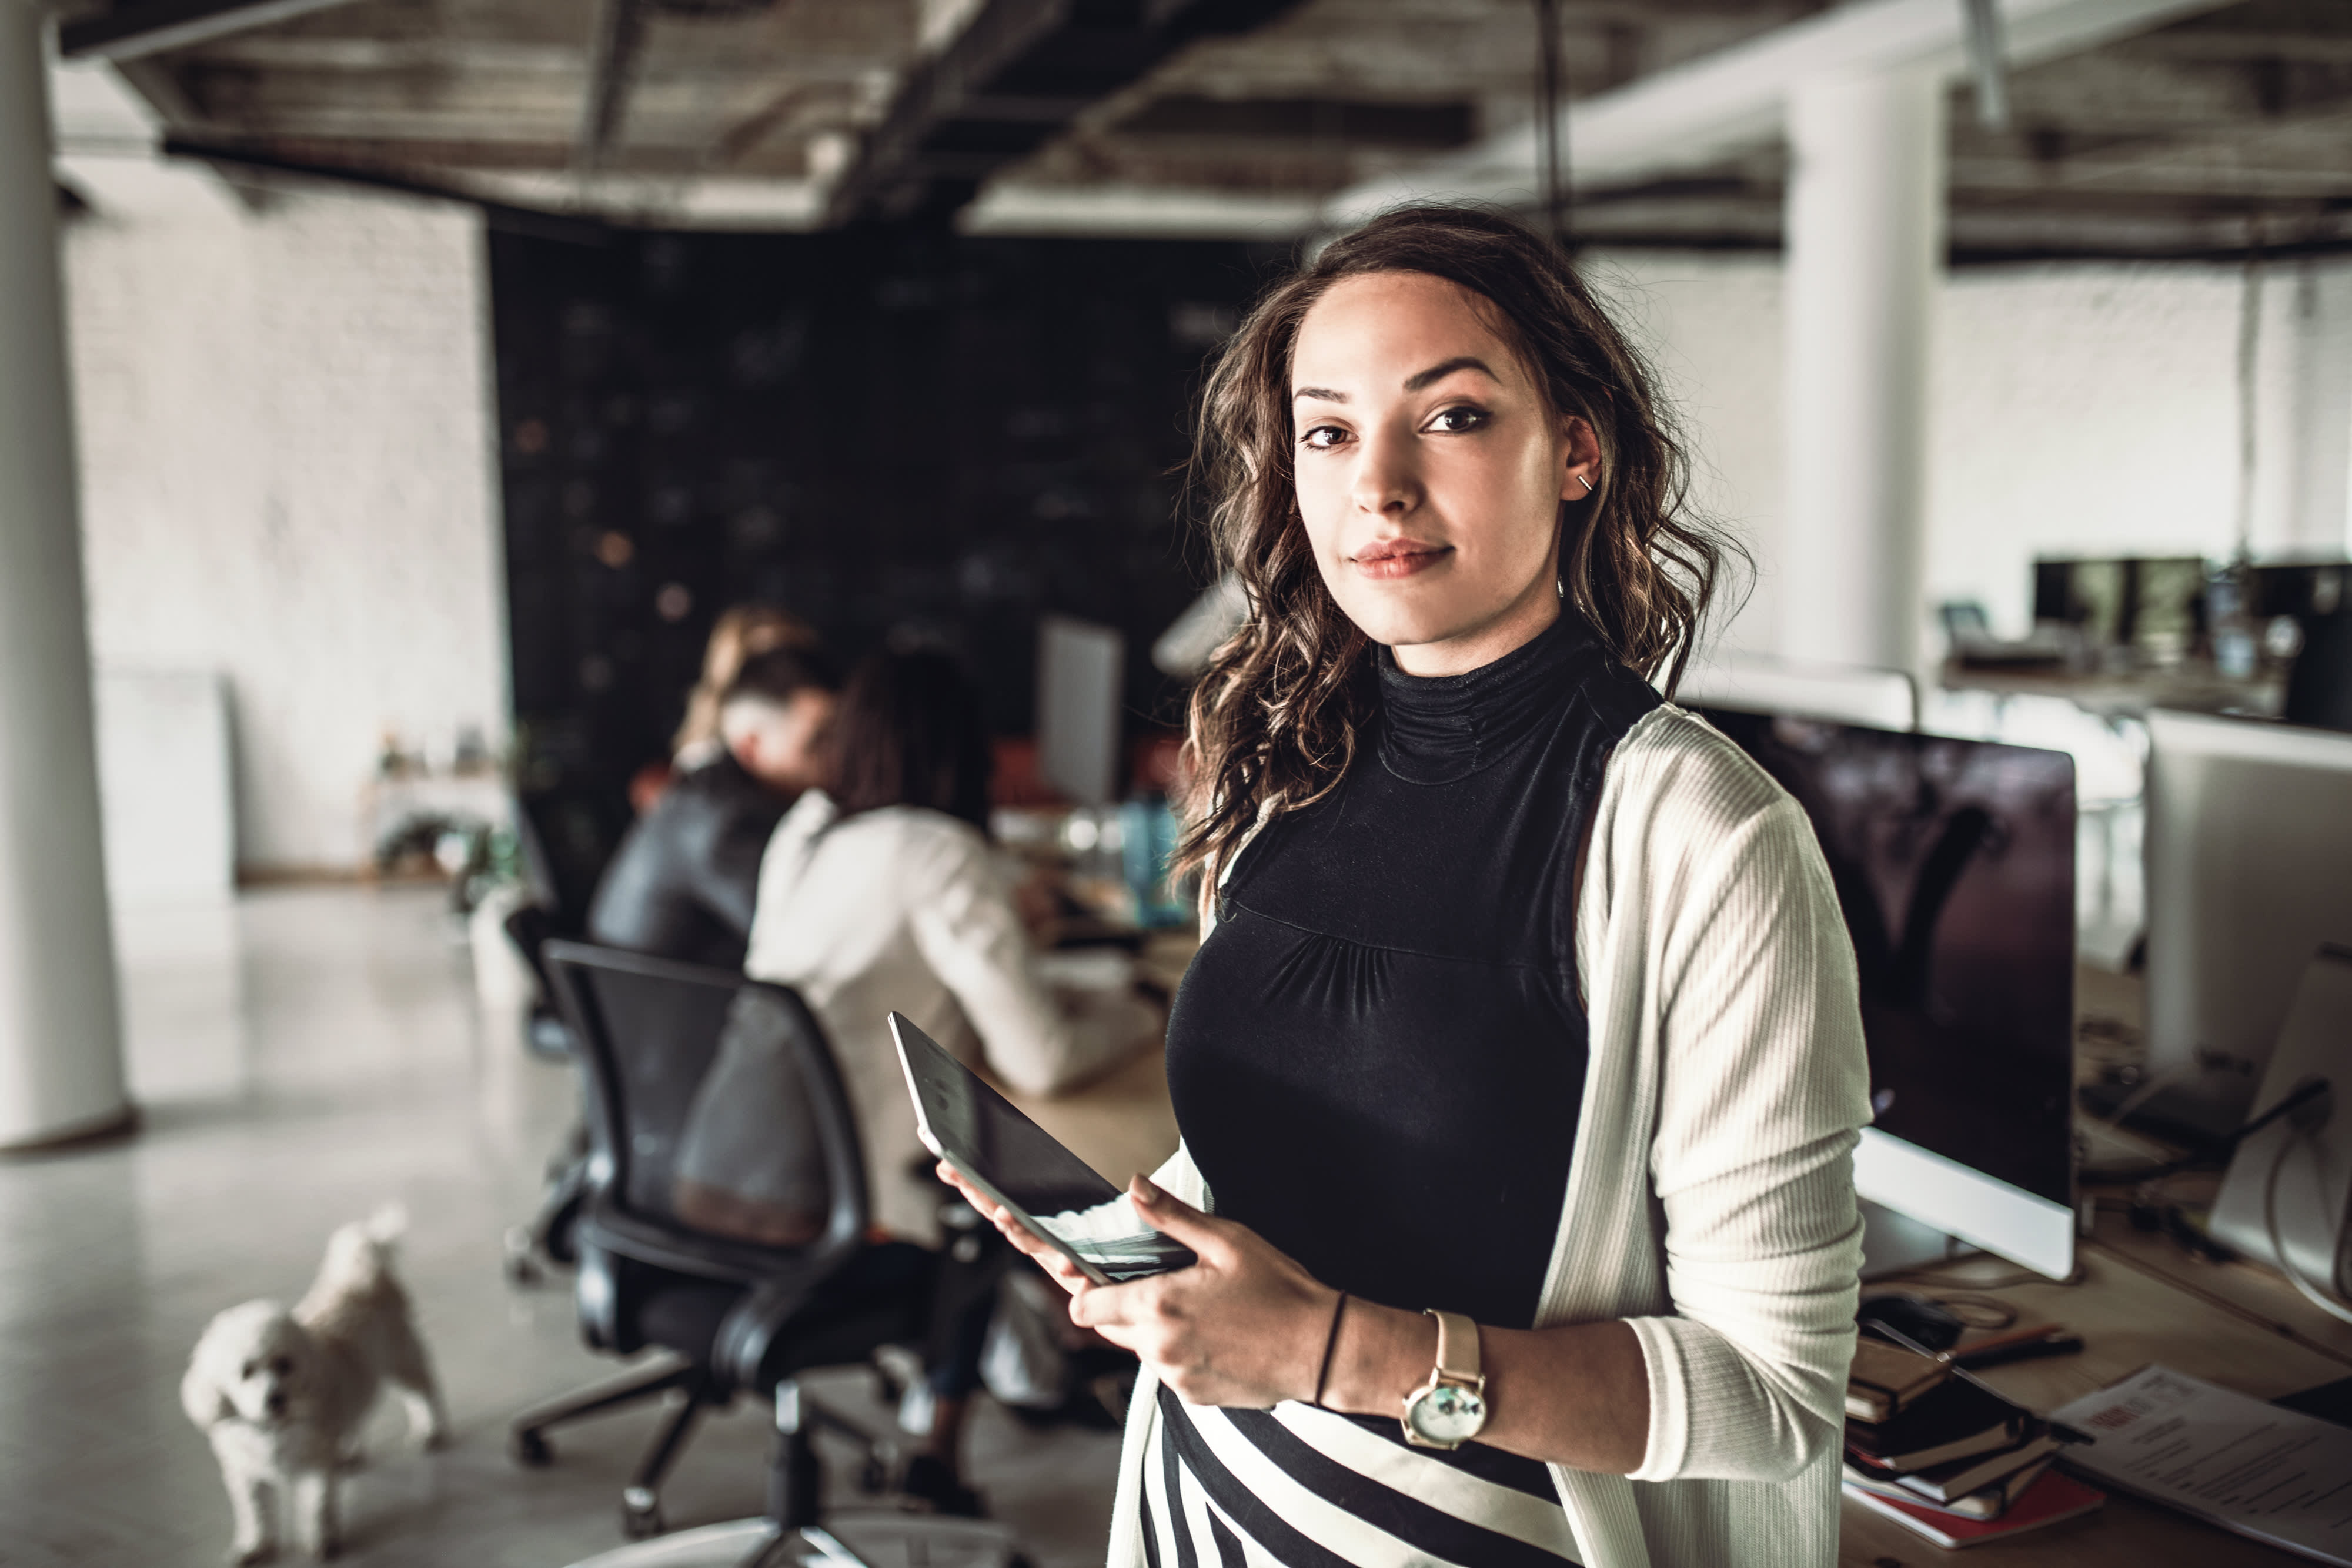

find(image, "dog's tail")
[308,1203,410,1303]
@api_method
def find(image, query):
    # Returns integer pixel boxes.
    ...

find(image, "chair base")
[512,1353,717,1536]
[562,1517,1021,1568]
[512,1360,916,1545]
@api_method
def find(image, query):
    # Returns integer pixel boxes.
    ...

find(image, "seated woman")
[747,646,1160,1238]
[742,646,1161,1508]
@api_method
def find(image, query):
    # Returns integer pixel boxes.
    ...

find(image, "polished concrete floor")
[0,886,1118,1568]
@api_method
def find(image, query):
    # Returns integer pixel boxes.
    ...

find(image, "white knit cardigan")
[1104,704,1873,1568]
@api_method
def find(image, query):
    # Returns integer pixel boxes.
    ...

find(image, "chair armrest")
[710,1229,876,1393]
[579,1201,836,1287]
[711,1275,827,1395]
[575,1244,629,1355]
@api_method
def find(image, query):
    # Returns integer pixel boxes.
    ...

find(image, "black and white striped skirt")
[1140,1384,1582,1568]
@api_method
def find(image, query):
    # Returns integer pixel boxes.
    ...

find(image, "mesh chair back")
[542,941,870,1261]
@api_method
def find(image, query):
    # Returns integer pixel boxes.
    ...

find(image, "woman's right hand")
[935,1160,1094,1296]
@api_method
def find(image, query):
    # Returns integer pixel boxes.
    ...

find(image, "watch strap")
[1425,1309,1481,1385]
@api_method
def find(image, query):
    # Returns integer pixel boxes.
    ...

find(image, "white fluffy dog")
[181,1209,448,1563]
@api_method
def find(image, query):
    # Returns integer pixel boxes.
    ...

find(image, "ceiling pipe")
[61,0,369,63]
[1325,0,2237,225]
[1961,0,2012,129]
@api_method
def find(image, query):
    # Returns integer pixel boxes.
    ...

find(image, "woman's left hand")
[1074,1175,1338,1409]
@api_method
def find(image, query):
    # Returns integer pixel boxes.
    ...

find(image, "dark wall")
[488,226,1280,792]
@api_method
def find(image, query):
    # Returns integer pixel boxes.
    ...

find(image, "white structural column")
[2277,262,2352,556]
[1779,70,1945,675]
[0,1,129,1146]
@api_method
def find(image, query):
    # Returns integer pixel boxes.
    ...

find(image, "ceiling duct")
[825,0,1308,228]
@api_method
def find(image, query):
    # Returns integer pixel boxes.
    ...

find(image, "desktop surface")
[1842,1212,2352,1565]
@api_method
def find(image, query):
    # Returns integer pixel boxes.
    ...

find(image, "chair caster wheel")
[512,1429,552,1467]
[622,1496,664,1539]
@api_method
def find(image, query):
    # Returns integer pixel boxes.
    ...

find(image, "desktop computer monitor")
[1675,653,1919,732]
[1698,708,2080,1279]
[1036,614,1125,808]
[2033,556,2206,657]
[2139,709,2352,1140]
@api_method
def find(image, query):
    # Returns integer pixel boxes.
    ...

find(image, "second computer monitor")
[2142,709,2352,1139]
[1037,614,1125,808]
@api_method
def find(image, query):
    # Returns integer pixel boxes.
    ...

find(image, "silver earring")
[1556,579,1566,601]
[1576,473,1595,496]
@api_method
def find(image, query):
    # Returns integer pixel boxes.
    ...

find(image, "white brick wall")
[64,186,509,874]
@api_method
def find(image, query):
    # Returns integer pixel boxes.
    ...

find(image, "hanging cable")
[2264,1116,2352,1328]
[2236,217,2267,560]
[1534,0,1568,245]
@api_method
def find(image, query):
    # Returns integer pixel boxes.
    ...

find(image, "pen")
[1957,1331,2084,1372]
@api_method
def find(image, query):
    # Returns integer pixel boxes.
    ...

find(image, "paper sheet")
[2053,1365,2352,1566]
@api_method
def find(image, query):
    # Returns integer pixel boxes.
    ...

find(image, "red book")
[1845,1467,2105,1548]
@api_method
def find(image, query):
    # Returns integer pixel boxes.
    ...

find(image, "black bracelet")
[1311,1290,1349,1409]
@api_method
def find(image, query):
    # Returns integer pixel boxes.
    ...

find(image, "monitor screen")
[1698,710,2077,1206]
[1037,614,1124,807]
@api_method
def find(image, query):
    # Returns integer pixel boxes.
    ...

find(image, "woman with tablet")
[940,205,1870,1568]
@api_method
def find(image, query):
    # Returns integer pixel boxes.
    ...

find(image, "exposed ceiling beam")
[160,133,613,242]
[823,0,1309,228]
[1326,0,2243,225]
[59,0,370,63]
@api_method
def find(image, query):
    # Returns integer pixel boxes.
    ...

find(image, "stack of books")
[1842,1340,2103,1547]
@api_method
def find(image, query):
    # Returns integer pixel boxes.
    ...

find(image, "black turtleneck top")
[1164,612,1660,1330]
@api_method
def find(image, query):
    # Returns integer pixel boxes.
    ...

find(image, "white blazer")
[744,791,1158,1241]
[1104,706,1873,1568]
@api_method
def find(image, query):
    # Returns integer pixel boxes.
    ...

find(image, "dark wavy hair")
[1176,204,1741,884]
[719,646,843,708]
[830,648,992,834]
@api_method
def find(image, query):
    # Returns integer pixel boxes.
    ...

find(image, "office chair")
[509,941,1007,1544]
[505,900,582,1061]
[514,783,632,936]
[499,902,590,1283]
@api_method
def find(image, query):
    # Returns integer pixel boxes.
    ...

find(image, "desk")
[1000,929,1194,1186]
[1003,1045,1181,1194]
[996,952,2345,1563]
[1842,1212,2352,1565]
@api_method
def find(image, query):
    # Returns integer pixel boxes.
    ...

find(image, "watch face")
[1409,1382,1487,1445]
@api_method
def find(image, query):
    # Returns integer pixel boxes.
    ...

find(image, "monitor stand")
[1860,1199,1980,1280]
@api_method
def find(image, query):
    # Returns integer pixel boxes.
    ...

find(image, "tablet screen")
[890,1012,1194,1283]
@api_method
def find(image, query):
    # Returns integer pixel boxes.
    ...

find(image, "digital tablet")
[888,1011,1195,1286]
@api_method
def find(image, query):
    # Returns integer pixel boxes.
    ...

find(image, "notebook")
[1846,1467,2104,1547]
[1892,1432,2063,1504]
[1846,1378,2032,1472]
[1847,1338,1950,1422]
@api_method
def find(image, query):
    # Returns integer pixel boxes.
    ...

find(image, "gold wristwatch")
[1401,1309,1488,1449]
